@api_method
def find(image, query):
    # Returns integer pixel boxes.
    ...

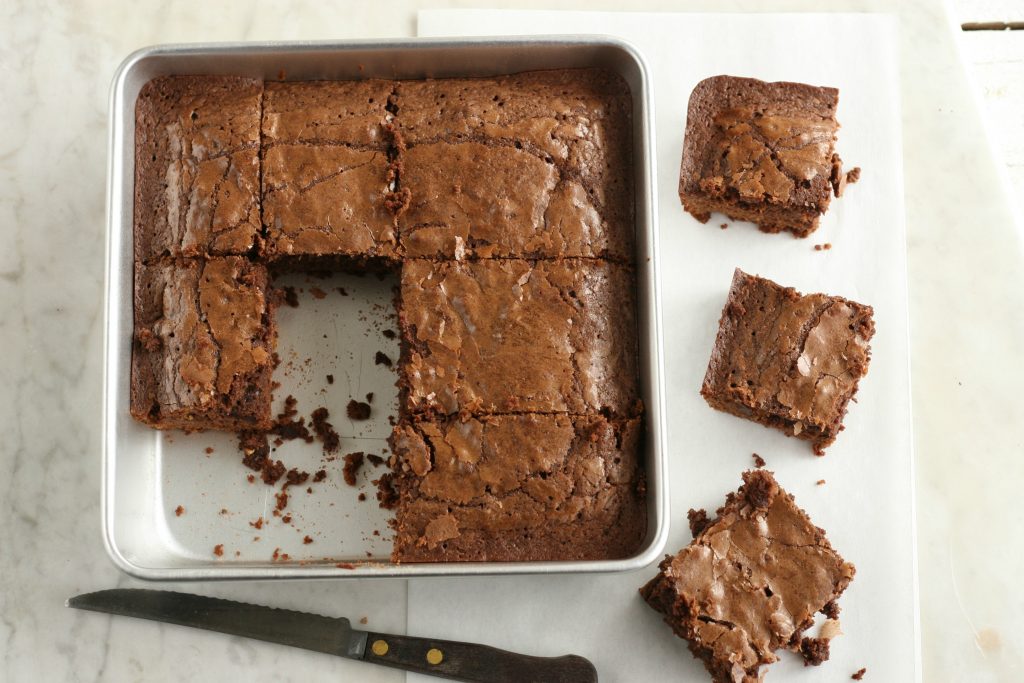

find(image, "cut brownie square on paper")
[701,268,874,455]
[640,470,855,683]
[261,80,400,262]
[388,413,646,562]
[679,75,849,237]
[134,76,263,261]
[398,258,639,416]
[394,70,634,259]
[131,256,275,431]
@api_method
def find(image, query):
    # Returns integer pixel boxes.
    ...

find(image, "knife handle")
[360,630,597,683]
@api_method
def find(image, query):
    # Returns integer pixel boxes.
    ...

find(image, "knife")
[68,589,597,683]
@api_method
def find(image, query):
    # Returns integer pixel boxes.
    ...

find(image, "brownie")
[395,69,634,259]
[678,75,846,237]
[701,269,874,454]
[388,413,646,562]
[640,470,855,682]
[399,141,622,259]
[131,257,275,431]
[399,258,639,416]
[261,80,399,262]
[134,76,263,260]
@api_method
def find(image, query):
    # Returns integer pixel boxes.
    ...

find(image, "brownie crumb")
[366,454,385,467]
[326,374,334,384]
[282,286,299,307]
[337,287,348,296]
[174,505,185,517]
[365,392,374,403]
[275,491,289,512]
[816,479,827,486]
[281,514,292,524]
[752,452,766,468]
[852,667,867,680]
[219,508,228,515]
[846,167,861,184]
[687,508,710,538]
[311,407,341,454]
[719,223,728,230]
[247,474,256,484]
[358,492,367,501]
[347,399,372,420]
[309,286,327,299]
[374,351,393,367]
[303,535,313,545]
[213,544,224,557]
[250,517,264,529]
[359,616,368,625]
[800,637,831,666]
[136,326,162,352]
[239,431,287,485]
[821,600,842,620]
[283,468,310,489]
[382,329,397,339]
[204,447,214,454]
[375,472,399,509]
[336,562,355,569]
[814,243,833,252]
[743,470,779,510]
[313,469,327,482]
[343,452,365,486]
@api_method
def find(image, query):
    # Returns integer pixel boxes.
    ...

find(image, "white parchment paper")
[412,11,916,682]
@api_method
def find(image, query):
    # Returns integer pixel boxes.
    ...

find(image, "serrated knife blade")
[68,589,597,683]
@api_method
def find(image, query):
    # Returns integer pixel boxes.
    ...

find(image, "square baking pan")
[103,36,666,579]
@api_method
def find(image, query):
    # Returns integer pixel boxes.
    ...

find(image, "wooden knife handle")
[360,630,598,683]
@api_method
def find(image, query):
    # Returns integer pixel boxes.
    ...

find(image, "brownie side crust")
[701,268,874,454]
[388,413,646,562]
[134,76,263,261]
[394,69,634,260]
[640,470,855,682]
[398,258,640,416]
[131,256,276,431]
[678,75,843,237]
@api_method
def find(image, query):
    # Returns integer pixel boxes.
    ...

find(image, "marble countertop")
[2,0,1022,681]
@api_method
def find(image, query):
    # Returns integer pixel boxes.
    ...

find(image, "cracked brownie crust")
[640,470,855,683]
[131,256,276,431]
[389,413,645,562]
[396,70,634,259]
[134,76,263,261]
[701,269,874,454]
[260,80,399,261]
[679,75,845,237]
[398,258,639,416]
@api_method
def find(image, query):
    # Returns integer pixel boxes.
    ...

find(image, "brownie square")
[640,470,855,682]
[679,75,845,237]
[131,256,275,431]
[395,69,634,259]
[701,269,874,454]
[398,141,623,259]
[399,258,639,416]
[388,413,646,562]
[261,80,399,261]
[134,76,262,260]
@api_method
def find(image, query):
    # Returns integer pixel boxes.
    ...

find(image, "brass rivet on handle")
[372,640,389,656]
[426,648,444,665]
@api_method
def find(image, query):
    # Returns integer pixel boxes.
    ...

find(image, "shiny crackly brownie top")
[680,75,840,209]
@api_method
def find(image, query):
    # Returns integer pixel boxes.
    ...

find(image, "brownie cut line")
[701,268,874,455]
[640,469,855,683]
[678,75,850,237]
